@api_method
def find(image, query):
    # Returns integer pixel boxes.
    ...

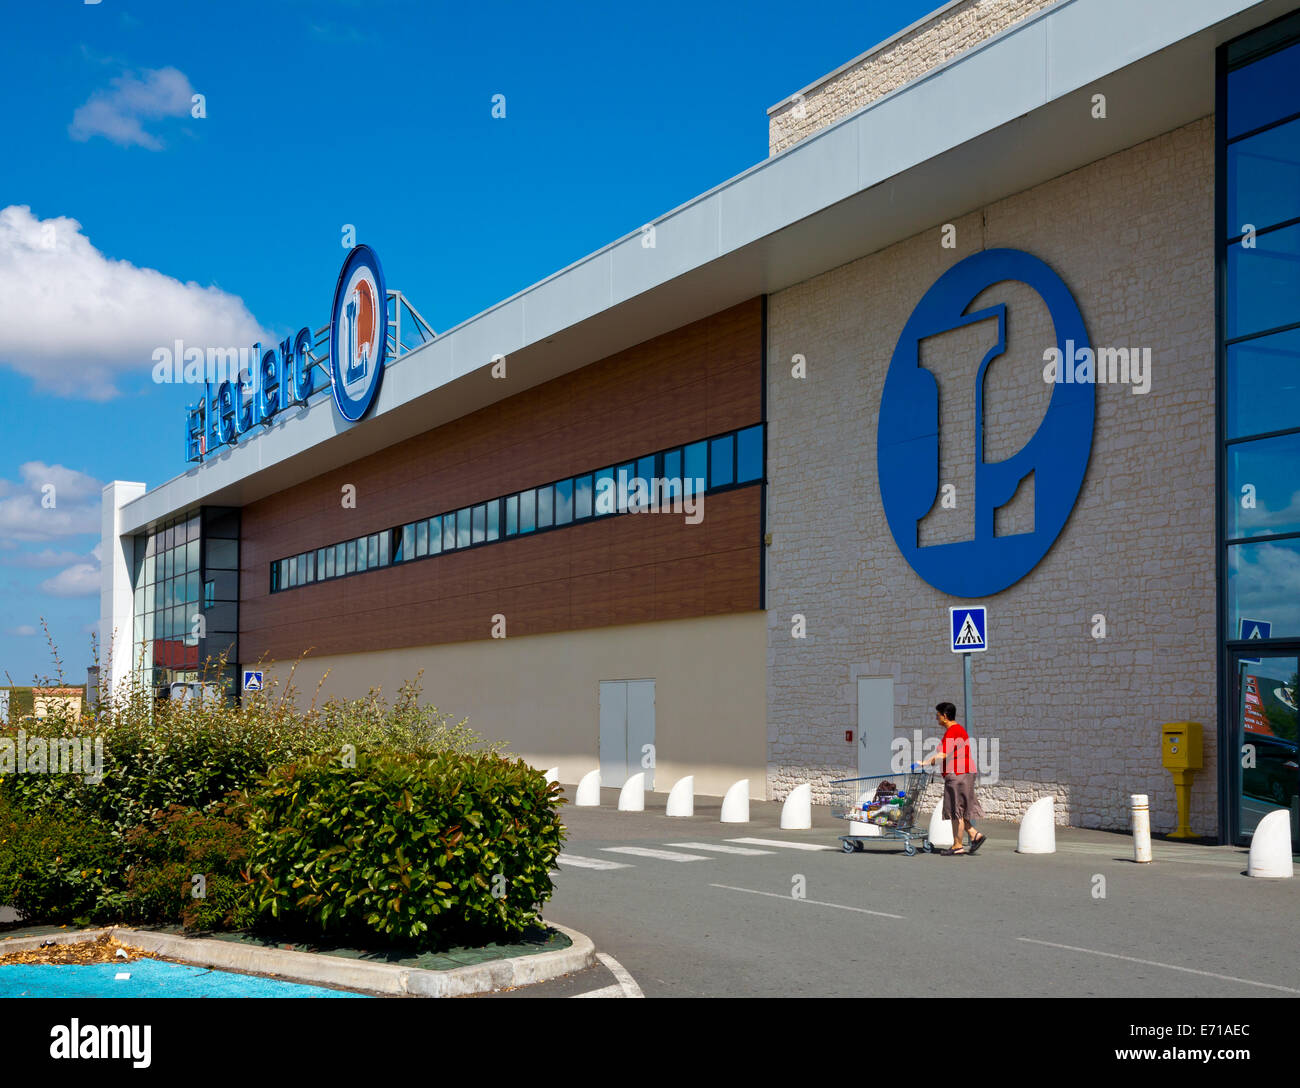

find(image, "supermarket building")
[101,0,1300,843]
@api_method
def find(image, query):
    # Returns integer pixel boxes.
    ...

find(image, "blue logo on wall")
[877,249,1094,598]
[329,244,389,423]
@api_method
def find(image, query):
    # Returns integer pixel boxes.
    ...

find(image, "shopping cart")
[830,770,934,856]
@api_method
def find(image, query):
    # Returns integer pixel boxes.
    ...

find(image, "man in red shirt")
[919,702,987,856]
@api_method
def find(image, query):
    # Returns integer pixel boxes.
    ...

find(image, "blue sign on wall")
[1239,618,1272,665]
[877,249,1094,598]
[329,244,389,423]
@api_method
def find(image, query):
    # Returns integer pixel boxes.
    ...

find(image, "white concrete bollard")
[928,802,955,848]
[543,767,559,786]
[780,783,812,829]
[618,772,646,812]
[574,769,601,807]
[1131,794,1152,863]
[1017,796,1056,854]
[720,779,750,823]
[665,775,694,817]
[1248,809,1294,878]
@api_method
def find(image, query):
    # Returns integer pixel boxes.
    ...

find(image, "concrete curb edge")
[1,922,596,997]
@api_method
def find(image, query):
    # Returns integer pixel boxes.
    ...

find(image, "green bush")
[0,795,123,924]
[122,801,257,931]
[0,673,524,940]
[246,750,564,947]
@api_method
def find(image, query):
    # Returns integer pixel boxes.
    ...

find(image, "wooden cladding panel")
[239,299,763,660]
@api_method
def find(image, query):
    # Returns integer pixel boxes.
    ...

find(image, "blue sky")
[0,0,936,684]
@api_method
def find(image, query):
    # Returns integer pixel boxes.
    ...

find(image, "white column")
[99,481,147,704]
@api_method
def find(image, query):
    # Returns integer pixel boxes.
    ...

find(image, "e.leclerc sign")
[184,245,389,462]
[877,249,1094,598]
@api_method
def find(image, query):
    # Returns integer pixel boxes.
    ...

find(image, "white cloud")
[69,66,195,150]
[0,205,272,399]
[40,562,101,599]
[0,463,102,543]
[4,548,87,569]
[6,625,37,637]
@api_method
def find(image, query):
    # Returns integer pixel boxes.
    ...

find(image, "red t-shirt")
[940,723,975,777]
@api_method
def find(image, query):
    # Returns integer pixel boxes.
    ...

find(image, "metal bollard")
[1131,793,1152,863]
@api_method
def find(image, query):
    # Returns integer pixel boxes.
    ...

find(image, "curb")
[1,923,596,997]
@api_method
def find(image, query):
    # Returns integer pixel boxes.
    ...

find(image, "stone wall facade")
[769,0,1060,156]
[764,117,1217,834]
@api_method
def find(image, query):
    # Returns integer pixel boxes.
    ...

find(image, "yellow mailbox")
[1161,721,1203,838]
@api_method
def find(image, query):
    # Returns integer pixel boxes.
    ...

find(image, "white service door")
[857,677,895,780]
[599,679,656,790]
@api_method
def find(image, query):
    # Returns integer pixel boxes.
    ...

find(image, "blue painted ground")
[0,958,367,997]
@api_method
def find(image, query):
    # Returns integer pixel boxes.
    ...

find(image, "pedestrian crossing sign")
[1239,618,1270,665]
[950,606,987,653]
[243,670,264,692]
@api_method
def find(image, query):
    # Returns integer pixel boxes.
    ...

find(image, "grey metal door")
[599,679,656,790]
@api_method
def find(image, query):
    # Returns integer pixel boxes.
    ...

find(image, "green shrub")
[122,801,257,931]
[246,751,564,947]
[0,795,123,924]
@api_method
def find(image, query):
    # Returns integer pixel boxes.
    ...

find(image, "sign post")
[950,606,987,730]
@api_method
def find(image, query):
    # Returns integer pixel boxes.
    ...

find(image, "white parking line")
[571,984,623,998]
[556,853,633,870]
[665,842,774,855]
[602,846,709,862]
[597,952,645,998]
[1016,938,1300,994]
[711,883,905,919]
[727,837,836,852]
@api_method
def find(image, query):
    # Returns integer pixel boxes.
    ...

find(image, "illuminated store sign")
[185,246,389,462]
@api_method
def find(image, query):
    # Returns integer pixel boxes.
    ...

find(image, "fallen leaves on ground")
[0,934,149,966]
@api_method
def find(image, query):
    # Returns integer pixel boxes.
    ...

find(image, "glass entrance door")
[1231,651,1299,843]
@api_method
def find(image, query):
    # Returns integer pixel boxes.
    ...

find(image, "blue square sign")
[1239,618,1271,665]
[950,606,987,653]
[242,670,264,692]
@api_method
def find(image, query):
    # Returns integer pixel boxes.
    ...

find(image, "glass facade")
[1220,12,1300,843]
[131,507,240,699]
[271,423,765,594]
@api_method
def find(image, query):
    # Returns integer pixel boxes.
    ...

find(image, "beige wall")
[766,117,1217,833]
[769,0,1058,155]
[266,611,767,800]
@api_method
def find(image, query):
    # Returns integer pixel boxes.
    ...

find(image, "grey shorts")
[942,773,977,821]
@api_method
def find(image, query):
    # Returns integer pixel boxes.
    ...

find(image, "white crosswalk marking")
[726,837,836,852]
[664,841,774,856]
[602,846,709,862]
[556,853,633,870]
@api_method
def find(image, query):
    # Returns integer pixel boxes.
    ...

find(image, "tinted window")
[684,442,706,495]
[537,485,554,528]
[1228,538,1300,637]
[486,499,500,541]
[555,479,573,525]
[1228,116,1300,236]
[472,504,486,544]
[594,468,614,516]
[1228,221,1300,339]
[1228,432,1300,538]
[574,474,593,519]
[428,517,442,555]
[1227,327,1300,438]
[519,489,536,533]
[457,508,472,548]
[1228,38,1300,139]
[415,520,428,557]
[737,425,762,482]
[443,515,457,551]
[710,435,734,487]
[506,495,518,535]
